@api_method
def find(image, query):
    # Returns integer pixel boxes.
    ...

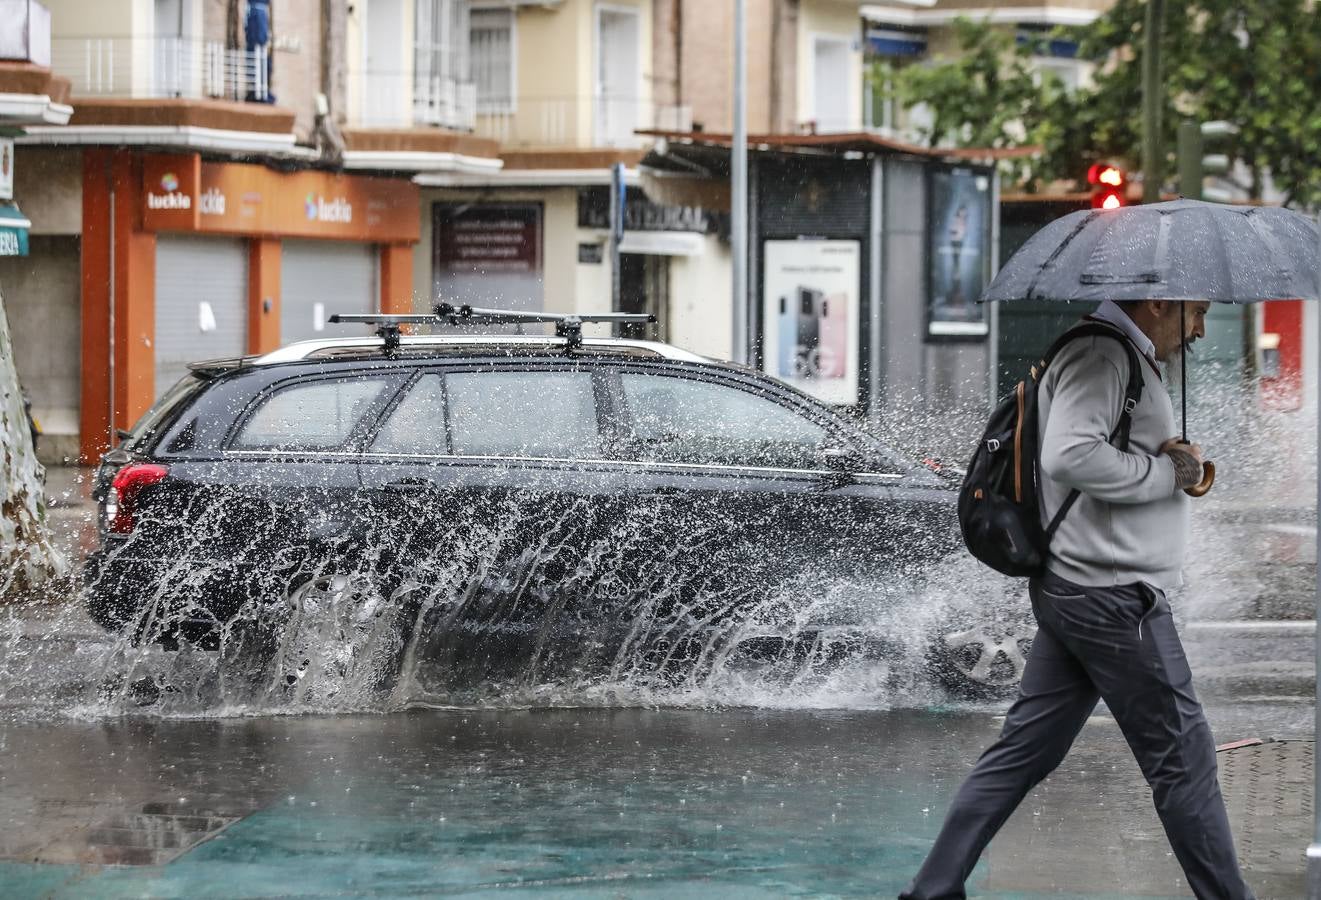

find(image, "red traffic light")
[1087,163,1127,209]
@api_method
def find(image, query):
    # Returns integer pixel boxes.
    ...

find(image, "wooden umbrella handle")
[1184,460,1216,498]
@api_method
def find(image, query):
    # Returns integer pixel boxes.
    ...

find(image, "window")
[446,371,600,458]
[233,378,390,451]
[619,374,829,469]
[415,0,471,127]
[471,8,514,113]
[372,374,448,454]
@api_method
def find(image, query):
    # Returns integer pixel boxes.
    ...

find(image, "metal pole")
[1141,0,1165,203]
[731,0,749,364]
[610,162,624,319]
[988,166,1001,408]
[1308,211,1321,898]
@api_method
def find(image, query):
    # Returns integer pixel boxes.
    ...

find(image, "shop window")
[471,8,515,114]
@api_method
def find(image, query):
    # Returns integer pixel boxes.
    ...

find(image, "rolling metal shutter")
[280,240,378,346]
[154,236,249,399]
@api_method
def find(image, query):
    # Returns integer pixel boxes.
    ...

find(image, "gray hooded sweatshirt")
[1035,306,1189,589]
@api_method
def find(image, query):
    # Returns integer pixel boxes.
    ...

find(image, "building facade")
[7,0,497,463]
[4,0,1029,466]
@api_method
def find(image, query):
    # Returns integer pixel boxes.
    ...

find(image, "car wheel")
[220,569,409,705]
[928,616,1036,699]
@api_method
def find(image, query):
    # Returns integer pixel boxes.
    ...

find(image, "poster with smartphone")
[927,166,991,338]
[762,239,860,405]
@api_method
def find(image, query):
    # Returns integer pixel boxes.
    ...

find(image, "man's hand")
[1159,438,1205,489]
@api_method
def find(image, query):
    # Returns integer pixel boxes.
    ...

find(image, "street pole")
[1309,212,1321,899]
[1141,0,1165,203]
[731,0,749,364]
[610,162,624,321]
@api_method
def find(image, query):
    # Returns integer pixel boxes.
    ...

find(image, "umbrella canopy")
[981,198,1320,305]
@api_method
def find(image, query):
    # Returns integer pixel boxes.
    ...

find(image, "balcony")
[50,36,271,102]
[355,68,476,132]
[474,97,691,150]
[350,70,690,151]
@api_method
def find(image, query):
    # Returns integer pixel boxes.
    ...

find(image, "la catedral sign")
[140,153,419,243]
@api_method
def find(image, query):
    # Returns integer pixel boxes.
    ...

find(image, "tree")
[1,291,65,601]
[875,2,1321,208]
[870,19,1065,184]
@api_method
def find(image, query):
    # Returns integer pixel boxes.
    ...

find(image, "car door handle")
[647,486,682,497]
[383,478,432,493]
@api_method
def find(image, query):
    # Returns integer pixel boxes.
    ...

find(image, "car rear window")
[445,371,600,459]
[122,373,209,451]
[232,377,391,452]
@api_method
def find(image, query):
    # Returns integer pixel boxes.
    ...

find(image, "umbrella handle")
[1184,460,1215,498]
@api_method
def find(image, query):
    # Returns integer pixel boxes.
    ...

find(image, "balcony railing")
[474,97,691,149]
[50,36,270,102]
[348,63,693,149]
[354,66,476,131]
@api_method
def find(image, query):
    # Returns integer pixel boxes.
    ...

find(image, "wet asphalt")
[0,703,1312,898]
[0,466,1313,898]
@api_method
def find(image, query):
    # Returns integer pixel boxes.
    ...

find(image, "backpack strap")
[1039,322,1146,544]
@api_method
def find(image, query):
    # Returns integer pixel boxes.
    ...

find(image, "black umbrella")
[980,198,1321,495]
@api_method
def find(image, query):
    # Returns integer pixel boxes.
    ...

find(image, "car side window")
[232,377,390,451]
[619,373,829,469]
[446,371,601,459]
[372,374,448,455]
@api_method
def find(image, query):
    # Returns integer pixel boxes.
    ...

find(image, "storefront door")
[617,253,669,341]
[280,240,378,345]
[154,236,248,399]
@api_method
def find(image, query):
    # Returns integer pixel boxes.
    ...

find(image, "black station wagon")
[84,313,1032,702]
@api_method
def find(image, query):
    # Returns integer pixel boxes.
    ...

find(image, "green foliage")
[875,2,1321,207]
[870,18,1066,183]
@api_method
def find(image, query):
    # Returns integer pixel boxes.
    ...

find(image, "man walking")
[901,298,1254,899]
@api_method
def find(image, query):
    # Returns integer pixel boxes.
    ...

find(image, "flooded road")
[0,702,1311,898]
[2,451,1315,897]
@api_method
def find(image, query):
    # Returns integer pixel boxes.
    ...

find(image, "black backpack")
[958,322,1145,577]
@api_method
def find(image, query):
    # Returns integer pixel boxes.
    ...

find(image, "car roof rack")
[329,303,656,354]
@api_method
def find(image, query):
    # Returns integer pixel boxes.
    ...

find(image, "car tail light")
[106,463,169,535]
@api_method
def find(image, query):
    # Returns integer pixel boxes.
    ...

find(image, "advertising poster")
[928,166,992,338]
[762,239,860,405]
[433,202,544,312]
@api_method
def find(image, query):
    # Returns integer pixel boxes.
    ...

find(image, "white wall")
[666,237,732,360]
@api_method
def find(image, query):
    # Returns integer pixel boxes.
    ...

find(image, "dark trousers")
[901,572,1253,900]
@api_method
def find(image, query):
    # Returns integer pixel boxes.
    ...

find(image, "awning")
[0,202,30,257]
[617,231,706,257]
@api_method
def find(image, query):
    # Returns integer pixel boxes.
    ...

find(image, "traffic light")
[1177,120,1238,201]
[1087,163,1127,209]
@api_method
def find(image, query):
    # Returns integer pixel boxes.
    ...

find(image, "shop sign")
[141,153,418,243]
[0,203,31,257]
[0,139,14,202]
[435,204,540,272]
[761,239,860,405]
[141,154,202,231]
[577,187,716,234]
[433,203,543,312]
